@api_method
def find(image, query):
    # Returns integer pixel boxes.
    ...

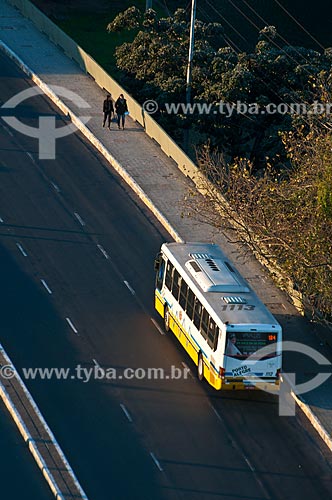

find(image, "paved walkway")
[1,0,332,452]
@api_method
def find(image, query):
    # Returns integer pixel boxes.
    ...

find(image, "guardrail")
[7,0,200,182]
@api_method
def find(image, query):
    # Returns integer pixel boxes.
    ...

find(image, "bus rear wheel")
[164,306,170,332]
[198,353,204,381]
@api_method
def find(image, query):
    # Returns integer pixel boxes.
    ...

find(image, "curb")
[0,345,88,500]
[1,41,331,455]
[282,373,332,452]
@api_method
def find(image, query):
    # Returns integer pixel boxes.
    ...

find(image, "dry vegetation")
[184,120,332,319]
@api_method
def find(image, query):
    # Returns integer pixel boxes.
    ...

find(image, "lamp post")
[183,0,196,153]
[146,0,152,9]
[186,0,197,105]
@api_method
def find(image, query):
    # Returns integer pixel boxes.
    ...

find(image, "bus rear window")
[225,332,278,358]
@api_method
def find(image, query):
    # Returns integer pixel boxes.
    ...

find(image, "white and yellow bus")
[154,242,282,391]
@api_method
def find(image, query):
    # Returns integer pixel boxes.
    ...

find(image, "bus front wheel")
[198,353,204,381]
[164,306,170,332]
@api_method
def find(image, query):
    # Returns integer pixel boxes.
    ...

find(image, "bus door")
[154,253,166,291]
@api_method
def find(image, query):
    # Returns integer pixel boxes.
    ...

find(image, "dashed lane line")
[51,182,61,193]
[66,317,78,335]
[97,244,109,260]
[120,404,133,423]
[74,212,86,227]
[16,243,28,257]
[150,452,163,472]
[124,281,135,295]
[41,279,52,295]
[150,318,165,336]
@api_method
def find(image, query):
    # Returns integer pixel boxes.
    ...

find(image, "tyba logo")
[244,341,331,416]
[1,85,91,159]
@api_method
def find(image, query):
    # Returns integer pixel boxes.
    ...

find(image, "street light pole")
[186,0,196,105]
[146,0,152,10]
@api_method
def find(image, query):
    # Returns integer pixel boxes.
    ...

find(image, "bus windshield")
[225,331,278,358]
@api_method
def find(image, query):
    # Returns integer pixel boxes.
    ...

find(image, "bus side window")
[200,308,209,340]
[172,269,181,301]
[193,299,202,330]
[186,288,195,320]
[179,279,188,310]
[165,261,173,291]
[207,319,218,351]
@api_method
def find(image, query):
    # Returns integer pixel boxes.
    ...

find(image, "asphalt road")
[1,51,332,500]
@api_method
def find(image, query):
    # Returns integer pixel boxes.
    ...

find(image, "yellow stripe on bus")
[155,292,165,317]
[155,292,222,390]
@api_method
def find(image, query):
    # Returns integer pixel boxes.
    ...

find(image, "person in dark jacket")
[115,94,128,130]
[102,94,114,128]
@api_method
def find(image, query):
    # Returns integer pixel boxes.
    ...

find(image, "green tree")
[107,7,331,170]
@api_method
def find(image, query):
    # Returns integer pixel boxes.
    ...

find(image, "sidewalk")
[1,0,332,452]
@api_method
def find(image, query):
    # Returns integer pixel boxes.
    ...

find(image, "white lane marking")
[97,244,109,260]
[210,405,261,484]
[51,182,60,193]
[211,405,223,423]
[150,318,165,336]
[244,456,255,473]
[150,452,163,472]
[16,243,28,257]
[66,317,78,334]
[26,152,36,164]
[124,281,135,295]
[0,217,3,223]
[181,361,194,379]
[92,359,100,368]
[120,404,133,423]
[41,279,52,295]
[74,212,85,226]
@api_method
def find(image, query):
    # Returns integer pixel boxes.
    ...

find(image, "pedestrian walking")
[115,94,128,130]
[102,94,114,129]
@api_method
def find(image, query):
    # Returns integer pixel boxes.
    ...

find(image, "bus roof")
[161,242,281,330]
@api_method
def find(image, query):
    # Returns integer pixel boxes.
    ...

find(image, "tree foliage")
[107,7,332,170]
[108,7,332,318]
[183,119,332,319]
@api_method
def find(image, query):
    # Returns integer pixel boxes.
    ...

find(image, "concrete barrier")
[0,382,31,441]
[0,344,88,500]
